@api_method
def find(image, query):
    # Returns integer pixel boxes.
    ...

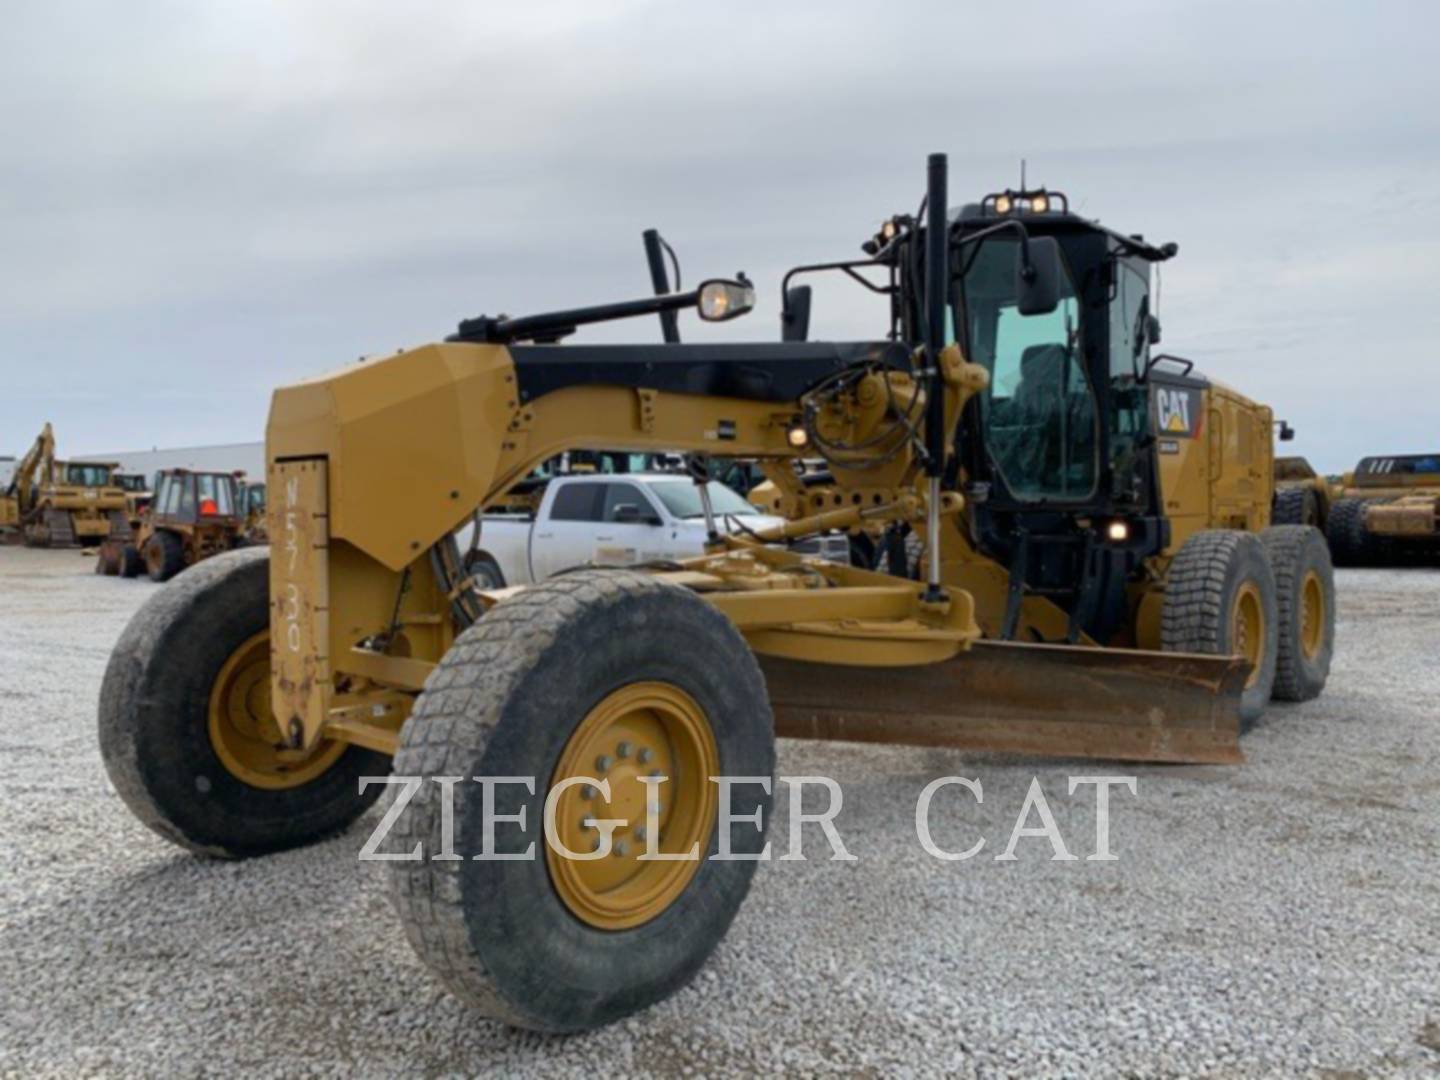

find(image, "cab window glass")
[195,474,234,515]
[1109,259,1151,439]
[549,483,603,522]
[960,239,1097,501]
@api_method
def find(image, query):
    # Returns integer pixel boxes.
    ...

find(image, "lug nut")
[638,747,653,764]
[581,784,597,800]
[596,755,612,773]
[614,840,630,857]
[616,741,632,758]
[635,826,647,843]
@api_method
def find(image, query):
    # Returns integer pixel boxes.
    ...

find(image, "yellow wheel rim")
[547,682,719,931]
[206,630,344,790]
[1299,570,1325,661]
[1232,582,1266,689]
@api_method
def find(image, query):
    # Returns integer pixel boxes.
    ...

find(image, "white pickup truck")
[458,473,850,587]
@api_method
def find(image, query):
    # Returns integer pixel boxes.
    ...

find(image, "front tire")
[1162,530,1279,729]
[98,548,389,857]
[119,544,144,578]
[389,569,775,1032]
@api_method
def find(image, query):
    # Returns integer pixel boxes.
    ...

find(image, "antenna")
[1020,158,1026,190]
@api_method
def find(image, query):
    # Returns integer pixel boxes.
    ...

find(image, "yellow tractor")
[108,468,252,581]
[1326,453,1440,565]
[98,155,1334,1032]
[2,424,129,547]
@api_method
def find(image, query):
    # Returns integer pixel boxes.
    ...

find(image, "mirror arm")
[952,218,1036,275]
[1140,352,1196,384]
[779,257,892,317]
[451,288,705,345]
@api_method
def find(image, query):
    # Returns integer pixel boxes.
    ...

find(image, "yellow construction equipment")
[100,468,254,580]
[1272,454,1334,530]
[2,423,129,547]
[98,155,1334,1032]
[1326,453,1440,565]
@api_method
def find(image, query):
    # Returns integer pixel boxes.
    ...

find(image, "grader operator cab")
[99,155,1333,1033]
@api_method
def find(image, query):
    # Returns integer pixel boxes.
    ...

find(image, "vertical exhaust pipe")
[922,152,949,603]
[642,228,681,344]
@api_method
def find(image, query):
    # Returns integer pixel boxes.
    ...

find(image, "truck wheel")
[119,544,144,578]
[1273,486,1318,527]
[461,549,506,589]
[98,548,389,857]
[389,569,774,1032]
[1162,530,1279,728]
[144,529,186,582]
[1326,497,1369,567]
[1261,526,1334,702]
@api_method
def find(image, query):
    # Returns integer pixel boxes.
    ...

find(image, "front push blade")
[761,640,1247,766]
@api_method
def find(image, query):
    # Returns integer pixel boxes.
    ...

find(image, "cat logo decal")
[1153,386,1201,438]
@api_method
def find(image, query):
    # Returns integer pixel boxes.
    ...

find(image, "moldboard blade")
[761,640,1246,765]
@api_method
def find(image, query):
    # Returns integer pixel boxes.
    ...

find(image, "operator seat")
[1012,344,1070,491]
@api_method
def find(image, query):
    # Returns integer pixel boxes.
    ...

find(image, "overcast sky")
[3,0,1436,472]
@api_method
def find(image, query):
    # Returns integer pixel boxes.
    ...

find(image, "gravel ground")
[1,545,1437,1078]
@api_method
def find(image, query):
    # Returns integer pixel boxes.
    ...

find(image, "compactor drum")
[99,155,1333,1031]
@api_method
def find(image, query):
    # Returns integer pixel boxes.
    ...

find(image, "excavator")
[3,423,129,547]
[98,154,1333,1033]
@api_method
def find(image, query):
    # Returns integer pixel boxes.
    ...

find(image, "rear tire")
[144,529,186,582]
[1260,526,1334,702]
[119,544,144,578]
[1273,486,1318,527]
[389,569,775,1032]
[1326,497,1369,567]
[1162,530,1279,729]
[98,548,389,857]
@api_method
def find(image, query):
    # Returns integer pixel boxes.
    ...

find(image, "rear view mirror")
[1016,236,1062,316]
[781,285,812,342]
[697,279,755,322]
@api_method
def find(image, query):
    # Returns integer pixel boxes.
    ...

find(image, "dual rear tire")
[1161,527,1333,727]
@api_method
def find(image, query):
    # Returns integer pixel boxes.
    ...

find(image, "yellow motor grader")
[2,424,129,547]
[98,155,1334,1032]
[1325,453,1440,565]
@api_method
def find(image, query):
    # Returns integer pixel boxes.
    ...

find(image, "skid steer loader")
[98,154,1333,1033]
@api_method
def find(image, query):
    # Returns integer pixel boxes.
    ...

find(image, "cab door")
[592,481,668,566]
